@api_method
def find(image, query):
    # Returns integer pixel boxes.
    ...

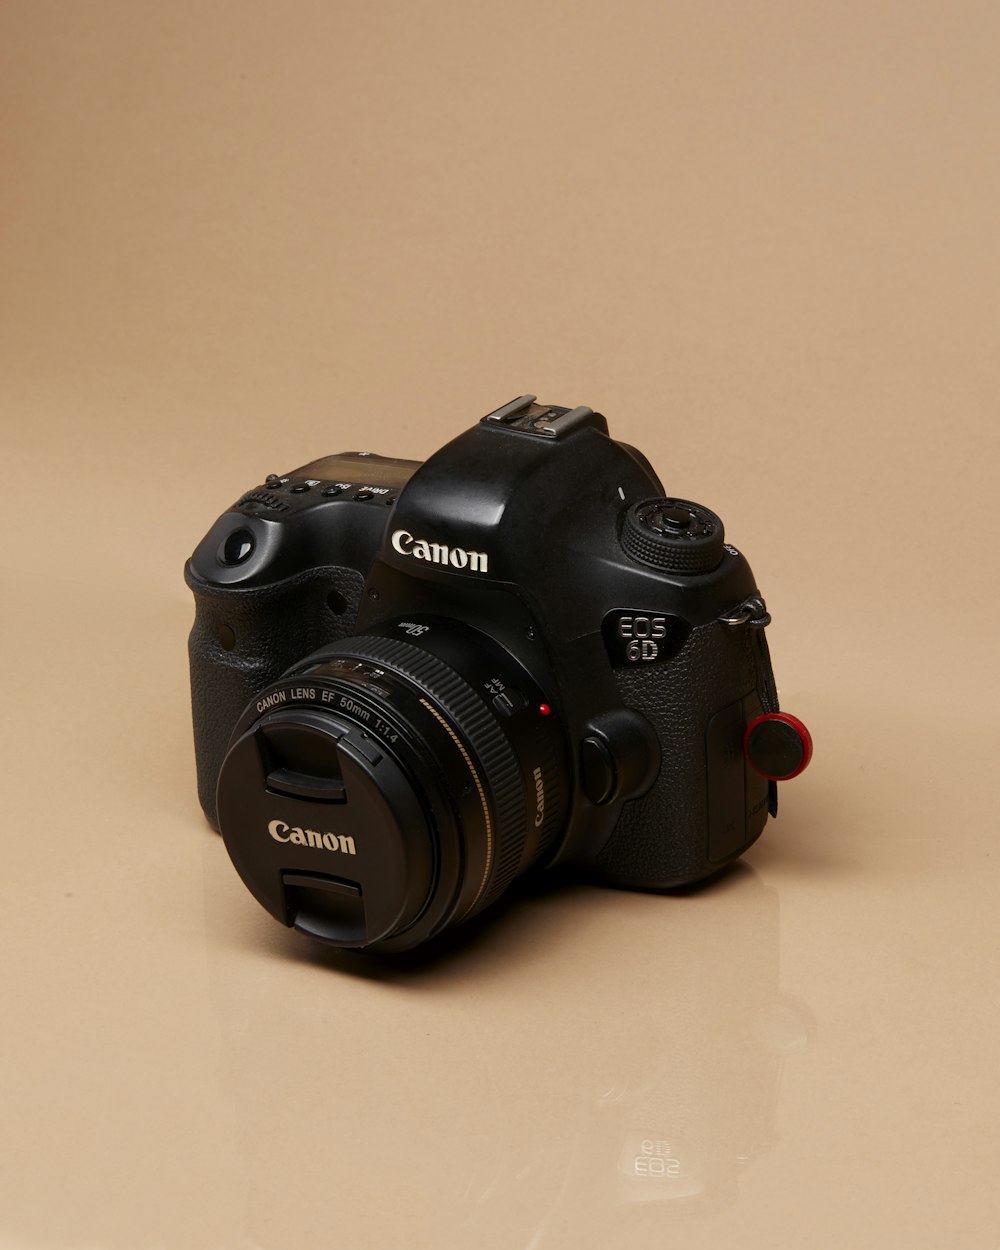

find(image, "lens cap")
[216,708,435,946]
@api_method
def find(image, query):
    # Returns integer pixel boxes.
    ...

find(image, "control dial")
[621,497,725,574]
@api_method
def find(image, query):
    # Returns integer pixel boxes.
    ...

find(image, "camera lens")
[215,625,567,951]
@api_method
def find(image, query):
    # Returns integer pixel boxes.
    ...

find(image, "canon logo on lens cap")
[268,819,357,855]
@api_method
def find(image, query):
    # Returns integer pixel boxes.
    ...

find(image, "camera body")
[187,397,799,951]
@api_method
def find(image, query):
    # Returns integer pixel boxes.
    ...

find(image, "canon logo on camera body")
[391,528,489,573]
[268,819,356,855]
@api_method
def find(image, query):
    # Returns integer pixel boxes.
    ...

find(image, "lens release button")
[581,736,617,805]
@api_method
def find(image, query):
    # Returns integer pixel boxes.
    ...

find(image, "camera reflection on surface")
[205,856,812,1249]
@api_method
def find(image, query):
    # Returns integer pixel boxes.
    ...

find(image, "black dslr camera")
[186,396,810,952]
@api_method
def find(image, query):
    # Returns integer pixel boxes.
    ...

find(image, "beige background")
[2,2,998,1247]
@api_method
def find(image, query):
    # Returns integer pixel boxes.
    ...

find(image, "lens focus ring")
[328,635,529,916]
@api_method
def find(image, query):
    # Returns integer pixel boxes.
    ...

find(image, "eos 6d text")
[618,615,667,662]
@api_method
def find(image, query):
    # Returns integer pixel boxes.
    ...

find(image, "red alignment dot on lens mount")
[744,712,813,781]
[538,703,552,717]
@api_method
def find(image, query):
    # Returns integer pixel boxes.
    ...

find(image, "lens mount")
[216,625,566,951]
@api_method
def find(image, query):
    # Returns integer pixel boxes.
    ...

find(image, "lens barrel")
[215,626,566,951]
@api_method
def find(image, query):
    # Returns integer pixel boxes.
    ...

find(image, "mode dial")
[621,498,726,574]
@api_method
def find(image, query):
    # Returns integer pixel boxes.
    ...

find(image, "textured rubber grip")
[186,563,365,827]
[597,619,772,887]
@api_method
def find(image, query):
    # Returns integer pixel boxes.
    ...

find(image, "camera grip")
[597,621,774,887]
[186,565,365,827]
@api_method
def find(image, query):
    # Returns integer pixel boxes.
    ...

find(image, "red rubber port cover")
[744,712,813,781]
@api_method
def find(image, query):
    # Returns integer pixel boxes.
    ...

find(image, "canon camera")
[186,396,811,952]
